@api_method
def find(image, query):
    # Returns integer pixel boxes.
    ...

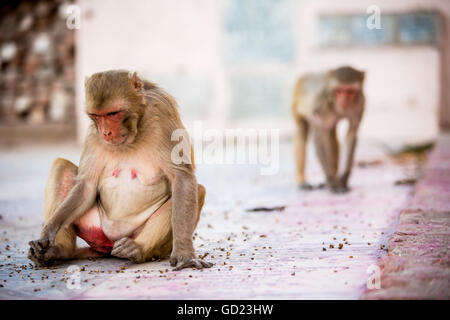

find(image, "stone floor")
[0,139,419,299]
[362,134,450,299]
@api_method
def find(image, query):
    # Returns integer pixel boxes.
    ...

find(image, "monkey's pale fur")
[29,71,211,270]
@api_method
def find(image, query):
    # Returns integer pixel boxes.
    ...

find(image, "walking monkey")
[292,66,365,193]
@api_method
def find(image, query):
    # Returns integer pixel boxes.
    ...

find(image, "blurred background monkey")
[292,66,365,193]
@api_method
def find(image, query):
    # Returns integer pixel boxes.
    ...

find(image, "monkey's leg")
[194,183,206,228]
[28,158,104,266]
[111,199,172,263]
[313,128,340,192]
[112,184,212,270]
[111,185,207,263]
[295,116,313,190]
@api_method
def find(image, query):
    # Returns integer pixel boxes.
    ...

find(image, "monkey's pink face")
[89,109,129,145]
[334,84,360,111]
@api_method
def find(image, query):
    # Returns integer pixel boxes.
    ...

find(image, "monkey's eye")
[107,111,121,117]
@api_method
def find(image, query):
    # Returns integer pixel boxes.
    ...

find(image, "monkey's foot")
[298,182,314,191]
[28,240,60,267]
[111,237,143,263]
[170,254,213,271]
[316,182,327,189]
[330,185,350,194]
[299,182,327,191]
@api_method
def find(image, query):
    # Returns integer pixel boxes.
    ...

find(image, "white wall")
[76,0,227,142]
[294,0,450,145]
[76,0,450,145]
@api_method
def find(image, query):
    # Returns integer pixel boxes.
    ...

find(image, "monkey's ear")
[130,72,144,91]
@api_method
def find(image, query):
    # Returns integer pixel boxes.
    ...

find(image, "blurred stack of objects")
[0,0,76,144]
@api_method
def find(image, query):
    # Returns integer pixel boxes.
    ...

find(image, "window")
[225,0,293,63]
[317,11,439,47]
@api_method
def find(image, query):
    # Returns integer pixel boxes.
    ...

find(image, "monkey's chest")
[85,165,170,242]
[98,165,170,219]
[312,110,338,129]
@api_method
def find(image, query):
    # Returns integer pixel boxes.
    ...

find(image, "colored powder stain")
[75,226,113,253]
[131,169,137,179]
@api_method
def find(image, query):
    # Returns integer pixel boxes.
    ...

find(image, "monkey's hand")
[36,221,59,247]
[298,182,314,191]
[330,179,350,193]
[326,177,349,194]
[170,250,213,271]
[28,240,61,267]
[330,185,350,194]
[332,174,350,193]
[111,237,143,263]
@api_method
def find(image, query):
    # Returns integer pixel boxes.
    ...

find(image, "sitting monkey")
[292,66,365,193]
[28,70,213,270]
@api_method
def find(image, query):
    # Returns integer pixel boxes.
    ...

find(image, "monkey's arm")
[313,126,340,190]
[166,168,211,270]
[171,170,197,253]
[339,117,361,188]
[41,180,97,243]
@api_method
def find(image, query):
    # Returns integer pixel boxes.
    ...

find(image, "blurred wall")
[76,0,450,145]
[294,0,450,145]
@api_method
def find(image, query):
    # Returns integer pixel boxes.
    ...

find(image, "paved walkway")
[363,133,450,299]
[0,141,417,299]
